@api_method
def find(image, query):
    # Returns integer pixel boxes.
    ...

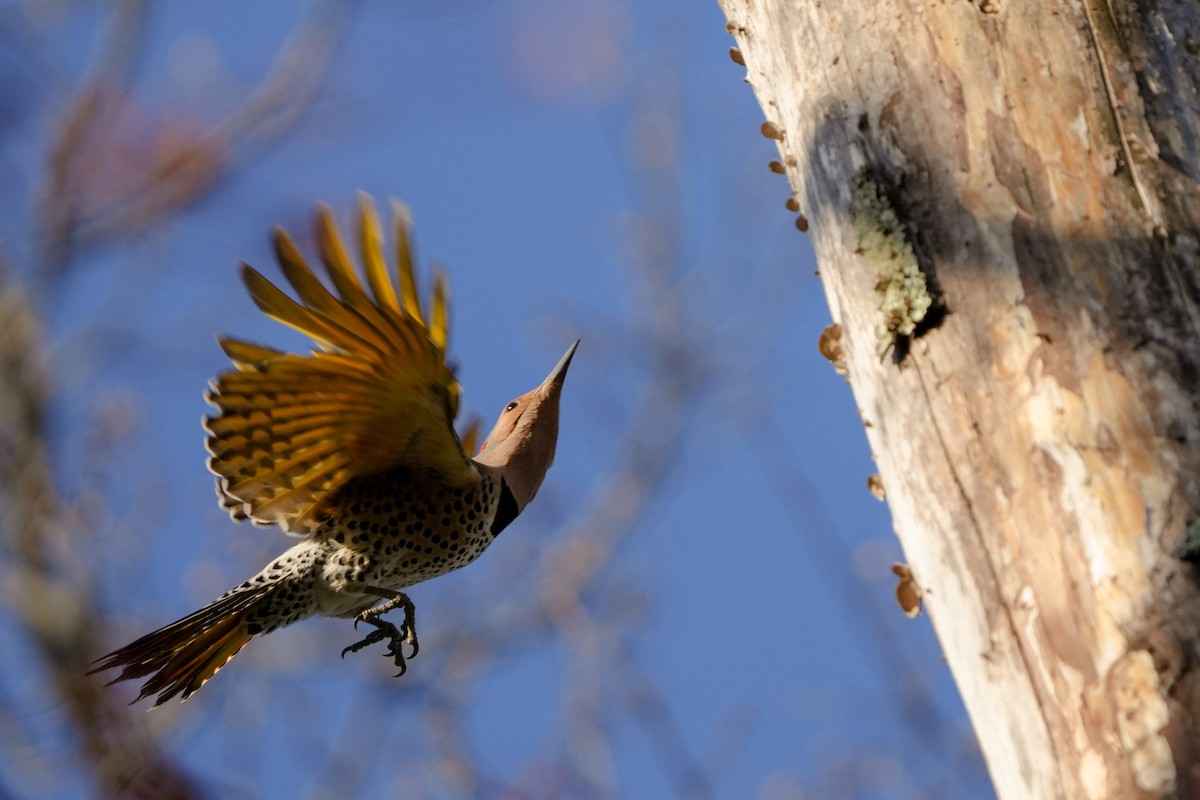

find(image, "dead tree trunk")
[716,0,1200,796]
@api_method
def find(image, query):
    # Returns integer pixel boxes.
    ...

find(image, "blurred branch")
[36,0,352,277]
[427,702,482,797]
[75,0,352,246]
[8,1,356,795]
[37,0,146,275]
[624,674,714,799]
[752,418,982,795]
[0,260,199,797]
[210,0,351,147]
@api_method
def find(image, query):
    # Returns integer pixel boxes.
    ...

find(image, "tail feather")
[90,583,277,706]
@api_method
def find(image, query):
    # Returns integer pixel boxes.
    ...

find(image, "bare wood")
[717,0,1200,797]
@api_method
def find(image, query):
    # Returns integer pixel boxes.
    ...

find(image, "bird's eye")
[505,401,518,412]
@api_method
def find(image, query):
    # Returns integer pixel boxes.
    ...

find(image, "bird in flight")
[91,194,577,705]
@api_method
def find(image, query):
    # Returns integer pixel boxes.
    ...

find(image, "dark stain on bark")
[1011,215,1081,394]
[988,111,1054,216]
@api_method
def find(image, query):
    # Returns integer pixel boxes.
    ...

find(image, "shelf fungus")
[892,563,923,618]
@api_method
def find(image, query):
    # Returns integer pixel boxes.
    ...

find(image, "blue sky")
[2,1,993,797]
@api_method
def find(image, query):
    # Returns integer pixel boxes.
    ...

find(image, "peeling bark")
[717,0,1200,796]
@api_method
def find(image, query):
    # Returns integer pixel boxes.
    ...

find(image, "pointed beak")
[539,339,579,394]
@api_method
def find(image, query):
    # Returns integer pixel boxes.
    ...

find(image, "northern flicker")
[90,194,576,705]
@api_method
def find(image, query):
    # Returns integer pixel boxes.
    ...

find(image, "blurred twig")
[752,418,984,795]
[37,0,351,277]
[76,0,352,246]
[7,1,354,796]
[37,0,146,276]
[0,259,200,798]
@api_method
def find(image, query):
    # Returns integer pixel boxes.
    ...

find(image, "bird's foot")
[340,592,418,677]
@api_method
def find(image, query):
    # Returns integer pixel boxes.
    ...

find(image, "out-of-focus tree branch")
[0,259,199,797]
[38,0,351,277]
[37,0,147,276]
[5,1,353,795]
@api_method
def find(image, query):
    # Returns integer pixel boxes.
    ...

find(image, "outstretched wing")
[205,194,479,535]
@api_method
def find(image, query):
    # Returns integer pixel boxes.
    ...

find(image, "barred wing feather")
[205,194,477,535]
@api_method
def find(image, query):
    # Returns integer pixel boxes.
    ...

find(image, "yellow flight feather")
[218,338,283,370]
[357,193,402,316]
[391,199,425,327]
[205,195,476,536]
[273,229,399,353]
[316,204,372,309]
[240,265,365,353]
[430,267,449,351]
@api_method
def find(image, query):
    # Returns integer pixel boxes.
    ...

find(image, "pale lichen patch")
[849,168,933,356]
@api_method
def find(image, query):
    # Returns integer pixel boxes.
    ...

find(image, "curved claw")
[340,594,421,678]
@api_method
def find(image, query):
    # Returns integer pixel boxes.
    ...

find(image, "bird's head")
[474,340,578,511]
